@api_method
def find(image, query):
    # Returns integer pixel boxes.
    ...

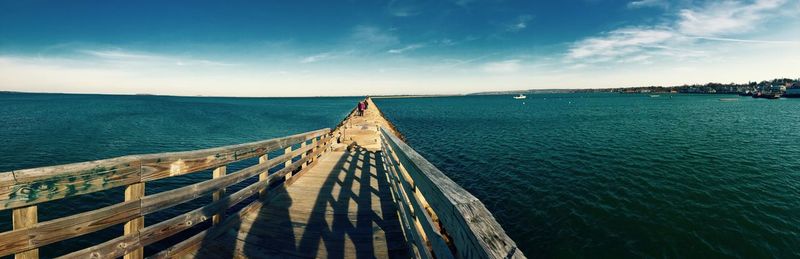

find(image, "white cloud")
[507,15,533,32]
[677,0,786,36]
[300,52,333,63]
[692,36,800,44]
[388,44,424,54]
[618,54,652,64]
[627,0,669,9]
[350,25,399,47]
[434,36,479,47]
[482,59,521,73]
[82,50,159,60]
[81,49,236,67]
[567,0,794,65]
[299,50,356,63]
[568,28,678,61]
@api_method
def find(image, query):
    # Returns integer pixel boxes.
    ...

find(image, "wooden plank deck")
[194,101,408,258]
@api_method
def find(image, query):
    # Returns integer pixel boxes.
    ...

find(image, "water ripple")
[377,94,800,258]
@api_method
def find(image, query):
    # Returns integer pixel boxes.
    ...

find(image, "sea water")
[2,93,799,257]
[375,94,800,258]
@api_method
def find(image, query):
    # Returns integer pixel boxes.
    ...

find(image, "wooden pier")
[0,99,524,258]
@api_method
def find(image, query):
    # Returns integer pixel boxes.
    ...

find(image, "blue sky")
[1,0,798,96]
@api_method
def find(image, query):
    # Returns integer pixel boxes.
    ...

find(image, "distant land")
[2,77,799,97]
[469,77,800,95]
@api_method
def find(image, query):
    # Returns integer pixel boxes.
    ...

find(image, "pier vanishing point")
[0,99,524,259]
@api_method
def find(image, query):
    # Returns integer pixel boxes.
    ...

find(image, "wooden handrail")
[379,126,525,259]
[0,128,332,258]
[0,128,328,210]
[60,133,335,259]
[149,134,335,258]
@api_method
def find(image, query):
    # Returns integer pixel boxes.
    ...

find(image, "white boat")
[650,95,660,98]
[513,94,527,99]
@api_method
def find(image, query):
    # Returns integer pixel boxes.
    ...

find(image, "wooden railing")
[0,128,333,258]
[379,127,525,259]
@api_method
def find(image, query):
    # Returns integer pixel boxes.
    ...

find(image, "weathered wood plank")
[61,172,271,259]
[124,183,144,259]
[382,138,453,259]
[139,175,271,247]
[56,234,140,259]
[0,201,140,257]
[149,188,267,259]
[150,138,329,236]
[308,137,318,165]
[139,128,329,182]
[194,148,407,258]
[380,127,524,259]
[144,134,328,240]
[258,154,268,199]
[57,135,333,259]
[283,146,293,181]
[212,166,226,225]
[151,137,332,258]
[13,205,38,259]
[0,157,142,210]
[139,141,318,215]
[382,141,432,259]
[0,129,329,211]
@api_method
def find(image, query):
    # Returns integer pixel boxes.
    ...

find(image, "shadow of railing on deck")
[193,181,294,258]
[213,146,406,258]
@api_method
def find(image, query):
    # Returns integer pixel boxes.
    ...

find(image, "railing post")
[300,141,307,169]
[284,146,293,180]
[212,166,227,224]
[258,154,268,199]
[12,205,38,259]
[124,183,144,259]
[308,137,318,164]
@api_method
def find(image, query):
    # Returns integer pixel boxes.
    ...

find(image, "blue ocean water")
[2,93,800,258]
[0,93,358,257]
[374,94,800,258]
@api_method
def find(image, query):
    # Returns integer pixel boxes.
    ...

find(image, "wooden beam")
[0,201,140,257]
[55,234,139,259]
[212,166,226,225]
[0,158,142,211]
[0,128,335,258]
[284,146,293,180]
[380,127,525,259]
[59,152,319,259]
[13,205,38,259]
[123,183,144,259]
[258,154,268,199]
[300,142,307,160]
[138,141,318,215]
[299,142,307,171]
[149,139,332,258]
[309,137,318,164]
[0,128,329,210]
[139,128,329,182]
[139,173,274,247]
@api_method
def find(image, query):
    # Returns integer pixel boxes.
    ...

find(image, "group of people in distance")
[356,99,368,116]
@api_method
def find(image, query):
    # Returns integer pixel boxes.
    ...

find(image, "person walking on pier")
[357,101,365,116]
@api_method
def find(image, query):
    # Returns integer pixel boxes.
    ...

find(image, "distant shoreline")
[2,75,797,98]
[0,90,763,99]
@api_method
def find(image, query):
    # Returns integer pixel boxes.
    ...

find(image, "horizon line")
[1,76,797,98]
